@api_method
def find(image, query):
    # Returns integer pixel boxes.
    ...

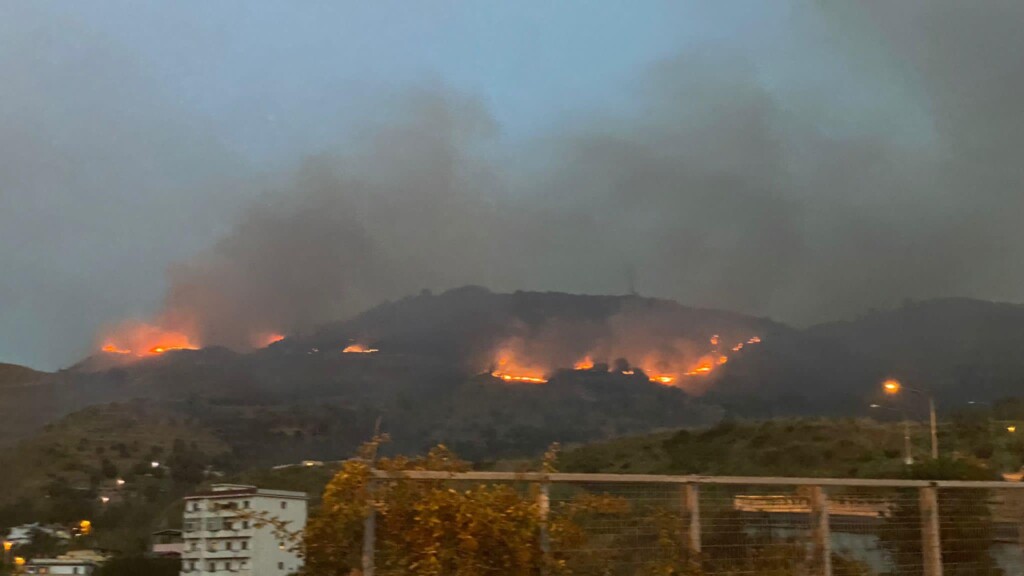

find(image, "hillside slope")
[0,362,47,387]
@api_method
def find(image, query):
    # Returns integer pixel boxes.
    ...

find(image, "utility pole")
[883,379,938,459]
[928,396,938,460]
[903,420,914,465]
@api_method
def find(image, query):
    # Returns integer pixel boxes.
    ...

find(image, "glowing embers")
[343,344,379,354]
[573,356,595,371]
[490,372,549,384]
[253,332,286,348]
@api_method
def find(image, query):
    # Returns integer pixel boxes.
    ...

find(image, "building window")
[208,563,215,572]
[280,501,287,509]
[226,541,233,550]
[242,521,249,529]
[241,541,248,550]
[278,562,284,570]
[243,500,249,508]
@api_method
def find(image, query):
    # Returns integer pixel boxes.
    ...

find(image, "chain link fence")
[364,471,1024,575]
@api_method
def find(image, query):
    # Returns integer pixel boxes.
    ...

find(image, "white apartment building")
[24,558,97,575]
[180,484,307,576]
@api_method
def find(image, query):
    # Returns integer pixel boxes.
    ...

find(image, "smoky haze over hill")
[4,2,1024,366]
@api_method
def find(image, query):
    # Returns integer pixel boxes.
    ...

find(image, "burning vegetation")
[487,333,761,390]
[98,321,200,358]
[343,343,379,354]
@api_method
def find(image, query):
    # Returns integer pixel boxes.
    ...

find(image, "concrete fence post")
[362,479,376,576]
[682,484,702,556]
[808,486,832,576]
[920,486,943,576]
[538,482,551,574]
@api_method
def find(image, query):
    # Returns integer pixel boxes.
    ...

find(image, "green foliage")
[304,441,871,576]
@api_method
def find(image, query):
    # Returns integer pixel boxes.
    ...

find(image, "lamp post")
[883,379,938,459]
[870,404,914,465]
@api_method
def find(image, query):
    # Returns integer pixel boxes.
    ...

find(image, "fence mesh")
[368,474,1024,575]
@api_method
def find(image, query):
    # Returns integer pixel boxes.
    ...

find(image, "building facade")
[24,558,97,575]
[180,484,307,576]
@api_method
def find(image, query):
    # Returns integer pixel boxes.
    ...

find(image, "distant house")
[6,523,71,546]
[24,557,97,575]
[151,529,184,557]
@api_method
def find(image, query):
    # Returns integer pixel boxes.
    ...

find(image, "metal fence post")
[683,483,701,556]
[809,486,832,576]
[538,482,551,573]
[920,486,943,576]
[362,479,376,576]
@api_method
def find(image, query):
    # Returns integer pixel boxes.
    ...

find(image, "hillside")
[558,413,1024,478]
[7,290,1024,462]
[0,362,47,387]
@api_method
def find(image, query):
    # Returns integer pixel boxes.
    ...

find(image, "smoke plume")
[101,1,1024,352]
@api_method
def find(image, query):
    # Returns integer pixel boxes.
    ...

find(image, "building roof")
[27,558,97,566]
[183,484,307,501]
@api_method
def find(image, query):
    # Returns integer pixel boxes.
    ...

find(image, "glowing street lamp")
[1008,426,1017,433]
[881,378,938,459]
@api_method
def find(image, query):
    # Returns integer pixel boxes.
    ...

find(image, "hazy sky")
[3,1,1023,369]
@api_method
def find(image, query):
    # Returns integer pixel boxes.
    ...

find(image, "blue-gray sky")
[3,1,1024,370]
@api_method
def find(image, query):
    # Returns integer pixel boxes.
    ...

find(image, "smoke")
[108,1,1024,350]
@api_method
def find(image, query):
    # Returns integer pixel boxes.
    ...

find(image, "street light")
[883,378,938,459]
[870,403,913,465]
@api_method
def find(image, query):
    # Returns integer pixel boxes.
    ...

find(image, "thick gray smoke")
[124,1,1024,348]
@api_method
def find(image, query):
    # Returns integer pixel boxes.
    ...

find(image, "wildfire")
[253,332,286,348]
[573,356,595,370]
[491,372,548,384]
[485,333,764,389]
[99,322,199,358]
[343,344,379,354]
[101,344,132,355]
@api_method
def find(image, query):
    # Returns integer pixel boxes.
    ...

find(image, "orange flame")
[491,372,548,384]
[101,344,132,355]
[253,332,286,348]
[573,356,595,370]
[343,343,379,354]
[489,342,549,384]
[99,322,199,358]
[650,375,676,386]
